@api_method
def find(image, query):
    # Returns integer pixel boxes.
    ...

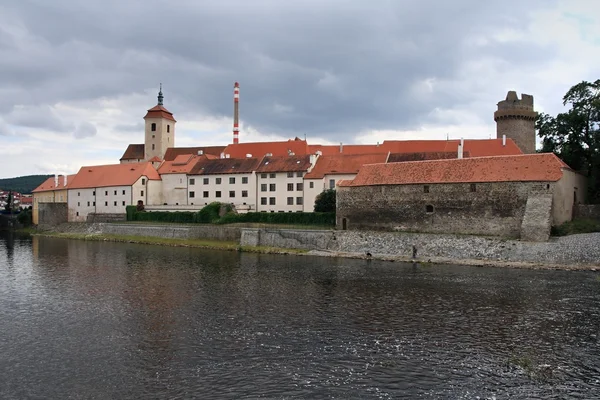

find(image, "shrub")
[551,218,600,236]
[17,208,32,226]
[314,189,336,212]
[196,202,222,223]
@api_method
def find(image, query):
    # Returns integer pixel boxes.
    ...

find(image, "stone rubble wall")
[575,204,600,221]
[520,194,553,242]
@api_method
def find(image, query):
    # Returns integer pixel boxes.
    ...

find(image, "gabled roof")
[144,105,176,122]
[340,153,569,187]
[32,174,77,193]
[308,144,387,156]
[387,151,467,163]
[189,157,263,175]
[120,144,145,160]
[256,155,312,173]
[163,146,226,161]
[158,155,202,175]
[222,138,309,159]
[304,153,388,179]
[69,162,160,189]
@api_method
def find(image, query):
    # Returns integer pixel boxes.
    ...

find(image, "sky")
[0,0,599,179]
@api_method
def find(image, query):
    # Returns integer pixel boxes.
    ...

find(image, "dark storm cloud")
[0,0,553,140]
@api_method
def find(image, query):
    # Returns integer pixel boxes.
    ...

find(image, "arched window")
[151,123,156,132]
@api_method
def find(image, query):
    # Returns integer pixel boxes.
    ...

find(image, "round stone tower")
[494,91,537,154]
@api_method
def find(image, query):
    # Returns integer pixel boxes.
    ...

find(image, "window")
[203,178,209,185]
[269,197,276,205]
[114,201,117,206]
[229,191,235,198]
[142,179,146,185]
[470,183,477,192]
[141,190,144,196]
[93,191,95,196]
[287,197,293,205]
[297,172,304,177]
[76,212,79,217]
[190,178,195,185]
[424,185,430,193]
[180,178,182,184]
[261,184,267,192]
[296,183,303,191]
[216,191,221,198]
[261,197,267,205]
[269,173,276,178]
[77,202,80,207]
[287,172,294,178]
[152,135,155,139]
[296,197,303,205]
[329,179,335,189]
[242,190,248,198]
[216,178,222,184]
[122,190,126,195]
[269,183,276,192]
[152,144,155,150]
[189,191,195,198]
[309,182,314,189]
[105,201,108,206]
[105,191,108,196]
[426,204,434,213]
[229,177,235,184]
[93,202,95,206]
[114,190,117,195]
[87,201,90,206]
[287,183,294,191]
[261,173,267,179]
[203,191,209,198]
[167,125,170,133]
[122,201,126,206]
[242,177,248,184]
[78,192,80,197]
[151,123,156,131]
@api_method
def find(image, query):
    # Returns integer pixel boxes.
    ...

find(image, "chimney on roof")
[54,174,58,187]
[502,134,506,146]
[266,152,273,157]
[376,141,379,147]
[63,175,67,187]
[458,143,464,159]
[198,150,204,155]
[340,142,343,153]
[246,153,252,158]
[233,82,240,144]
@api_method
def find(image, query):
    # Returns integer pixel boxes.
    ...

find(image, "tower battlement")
[494,91,537,154]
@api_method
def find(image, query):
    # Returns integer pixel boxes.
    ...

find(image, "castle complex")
[33,85,586,241]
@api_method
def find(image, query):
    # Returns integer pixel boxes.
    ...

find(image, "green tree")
[314,189,336,212]
[4,191,13,212]
[537,79,600,203]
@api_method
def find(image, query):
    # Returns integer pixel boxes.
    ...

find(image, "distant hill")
[0,175,53,194]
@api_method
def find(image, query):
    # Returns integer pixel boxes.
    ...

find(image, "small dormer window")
[151,123,156,132]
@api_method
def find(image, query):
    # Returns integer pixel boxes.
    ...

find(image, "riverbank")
[33,223,600,270]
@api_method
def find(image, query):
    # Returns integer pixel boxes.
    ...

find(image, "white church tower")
[144,84,176,160]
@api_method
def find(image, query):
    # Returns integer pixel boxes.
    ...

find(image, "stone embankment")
[43,223,600,269]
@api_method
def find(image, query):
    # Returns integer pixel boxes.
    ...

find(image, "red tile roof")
[69,162,160,189]
[310,138,522,158]
[32,175,77,192]
[223,138,309,158]
[120,144,145,160]
[387,151,467,163]
[190,157,263,175]
[341,153,568,187]
[304,153,388,179]
[163,146,226,161]
[158,155,202,175]
[256,155,312,173]
[144,105,176,122]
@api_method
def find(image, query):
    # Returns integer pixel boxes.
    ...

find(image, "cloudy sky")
[0,0,598,178]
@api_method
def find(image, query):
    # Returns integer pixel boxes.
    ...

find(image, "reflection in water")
[0,233,599,399]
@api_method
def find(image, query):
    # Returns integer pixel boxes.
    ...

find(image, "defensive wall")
[44,223,600,268]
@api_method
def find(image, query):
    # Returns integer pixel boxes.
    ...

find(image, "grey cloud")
[4,105,73,132]
[73,122,97,139]
[1,0,554,141]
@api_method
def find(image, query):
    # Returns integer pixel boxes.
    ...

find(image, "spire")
[157,83,164,105]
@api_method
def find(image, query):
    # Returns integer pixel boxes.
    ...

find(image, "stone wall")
[336,181,553,238]
[241,228,335,249]
[575,204,600,221]
[99,223,241,241]
[38,203,68,227]
[86,213,127,223]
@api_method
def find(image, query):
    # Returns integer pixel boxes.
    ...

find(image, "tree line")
[537,79,600,203]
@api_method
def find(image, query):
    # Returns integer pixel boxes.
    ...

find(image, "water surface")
[0,231,599,399]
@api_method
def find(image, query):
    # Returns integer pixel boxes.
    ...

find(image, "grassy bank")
[33,231,309,255]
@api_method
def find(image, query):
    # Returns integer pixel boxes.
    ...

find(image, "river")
[0,231,599,399]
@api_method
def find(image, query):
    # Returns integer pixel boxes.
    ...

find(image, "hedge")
[126,204,335,226]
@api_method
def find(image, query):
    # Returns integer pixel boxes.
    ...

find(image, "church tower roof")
[144,84,176,122]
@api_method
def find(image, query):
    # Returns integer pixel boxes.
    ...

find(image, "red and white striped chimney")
[233,82,240,144]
